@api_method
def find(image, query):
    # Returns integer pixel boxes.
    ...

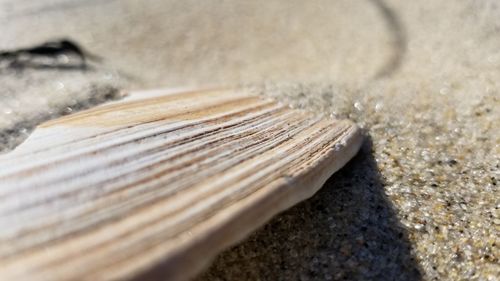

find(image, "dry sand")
[1,0,499,280]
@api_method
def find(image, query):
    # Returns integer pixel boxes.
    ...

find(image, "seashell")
[0,88,362,281]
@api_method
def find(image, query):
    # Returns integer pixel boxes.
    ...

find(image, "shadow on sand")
[201,136,422,280]
[370,0,407,79]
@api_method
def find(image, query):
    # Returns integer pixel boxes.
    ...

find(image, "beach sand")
[1,1,498,280]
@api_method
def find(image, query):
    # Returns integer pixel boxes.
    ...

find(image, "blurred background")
[2,0,498,88]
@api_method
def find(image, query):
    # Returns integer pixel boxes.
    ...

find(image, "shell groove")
[0,88,362,281]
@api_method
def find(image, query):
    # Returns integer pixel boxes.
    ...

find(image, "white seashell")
[0,87,362,281]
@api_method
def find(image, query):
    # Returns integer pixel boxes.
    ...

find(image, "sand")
[1,0,498,280]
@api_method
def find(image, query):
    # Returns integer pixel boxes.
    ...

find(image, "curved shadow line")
[369,0,407,79]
